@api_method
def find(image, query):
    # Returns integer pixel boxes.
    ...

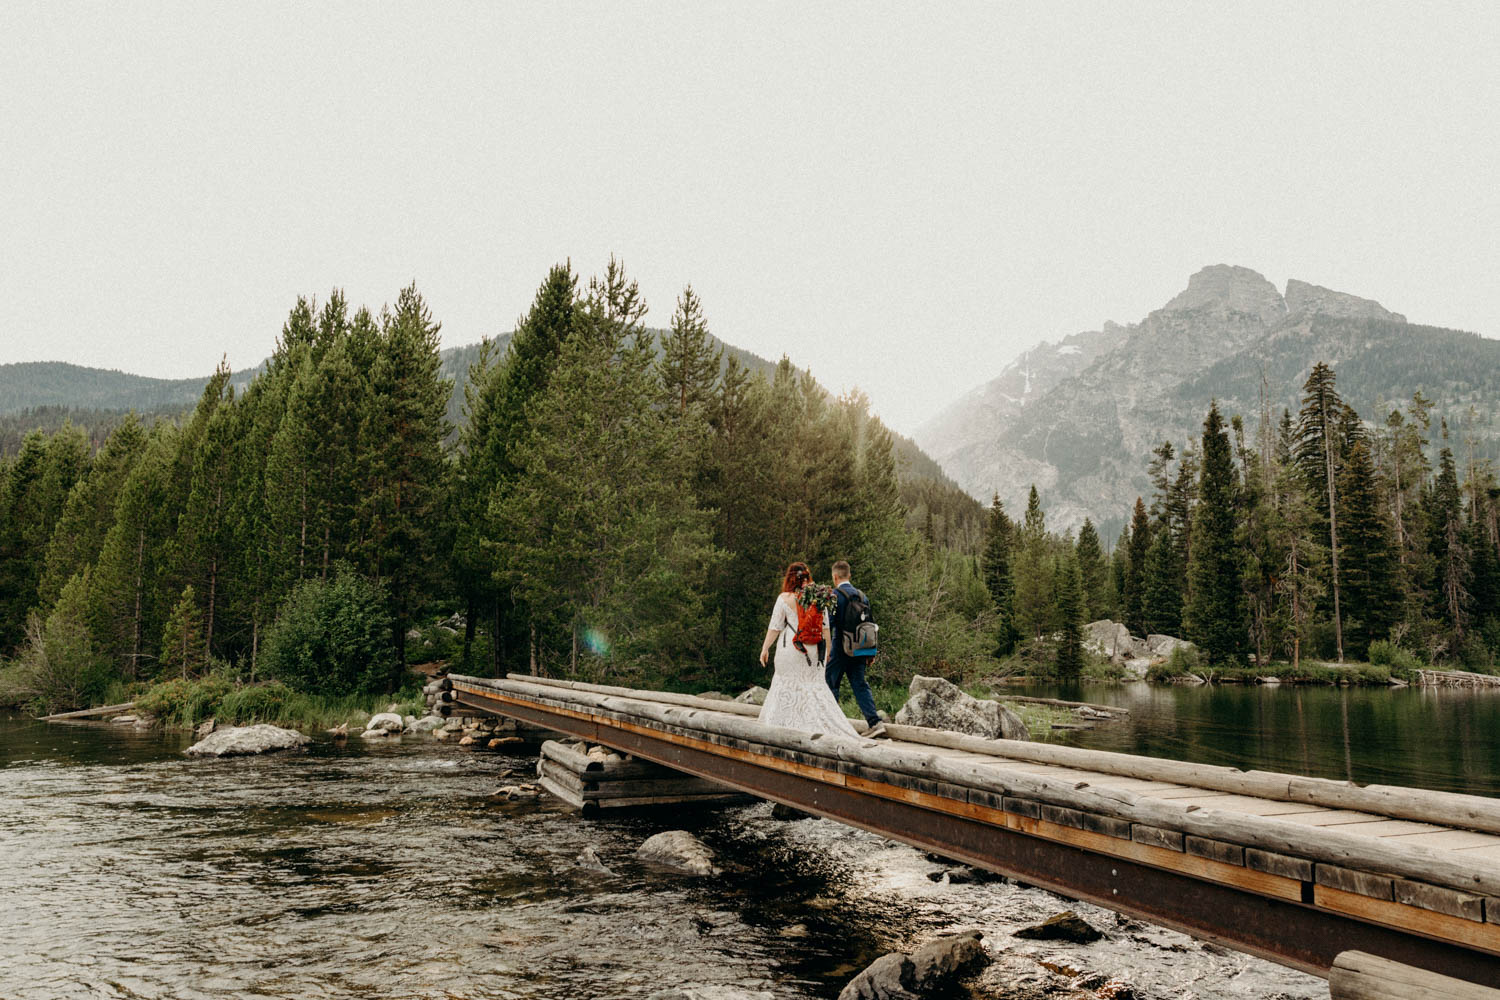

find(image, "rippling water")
[0,718,1327,1000]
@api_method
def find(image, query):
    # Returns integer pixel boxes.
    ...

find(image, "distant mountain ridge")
[1,333,957,493]
[915,264,1500,538]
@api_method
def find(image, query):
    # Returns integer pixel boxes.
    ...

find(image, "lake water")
[1020,682,1500,797]
[7,683,1494,999]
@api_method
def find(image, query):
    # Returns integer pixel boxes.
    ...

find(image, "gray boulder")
[838,930,987,1000]
[1012,910,1103,943]
[734,685,769,706]
[366,712,404,732]
[894,676,1028,741]
[185,724,311,757]
[637,830,717,876]
[1145,634,1194,660]
[408,715,444,732]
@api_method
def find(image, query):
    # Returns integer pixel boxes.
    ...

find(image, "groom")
[825,560,887,738]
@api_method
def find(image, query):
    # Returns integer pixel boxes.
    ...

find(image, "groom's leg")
[847,660,881,727]
[824,657,843,699]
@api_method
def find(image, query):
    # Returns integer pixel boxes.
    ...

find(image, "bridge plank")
[1273,810,1390,827]
[1317,885,1500,954]
[1387,830,1500,850]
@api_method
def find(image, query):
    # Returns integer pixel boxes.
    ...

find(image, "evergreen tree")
[1185,402,1246,665]
[981,494,1016,654]
[1054,549,1085,679]
[1296,362,1347,661]
[1075,518,1107,621]
[1337,435,1398,657]
[159,585,206,679]
[0,426,89,650]
[657,285,722,418]
[1141,528,1182,635]
[358,284,453,682]
[1429,441,1469,641]
[451,336,505,670]
[38,415,147,611]
[89,429,178,677]
[1122,498,1150,635]
[1012,485,1053,640]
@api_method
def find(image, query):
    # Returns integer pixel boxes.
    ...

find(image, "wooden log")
[880,722,1500,837]
[539,759,735,800]
[502,673,765,718]
[589,791,753,809]
[38,701,136,721]
[1329,950,1500,999]
[993,694,1128,714]
[472,676,1500,896]
[537,775,586,812]
[541,739,605,773]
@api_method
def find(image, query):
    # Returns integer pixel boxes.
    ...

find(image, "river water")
[4,684,1494,1000]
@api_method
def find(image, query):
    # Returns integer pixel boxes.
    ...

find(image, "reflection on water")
[1022,682,1500,797]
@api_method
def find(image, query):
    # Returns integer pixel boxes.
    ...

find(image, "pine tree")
[1185,402,1246,665]
[89,429,178,678]
[1296,362,1346,661]
[981,494,1016,654]
[1123,498,1150,635]
[159,585,206,679]
[1141,528,1182,635]
[1429,440,1469,642]
[657,285,722,418]
[1054,549,1085,679]
[1012,486,1053,640]
[1337,435,1398,657]
[0,426,89,650]
[1075,518,1107,621]
[358,284,453,683]
[38,415,147,611]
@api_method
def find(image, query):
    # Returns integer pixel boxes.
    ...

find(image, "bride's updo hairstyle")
[781,561,811,593]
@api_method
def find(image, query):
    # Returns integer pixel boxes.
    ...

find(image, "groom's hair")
[831,560,851,581]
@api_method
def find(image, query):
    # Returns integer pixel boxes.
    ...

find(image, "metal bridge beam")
[454,687,1500,989]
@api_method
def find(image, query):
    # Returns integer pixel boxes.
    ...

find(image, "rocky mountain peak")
[1284,279,1406,323]
[1161,264,1287,327]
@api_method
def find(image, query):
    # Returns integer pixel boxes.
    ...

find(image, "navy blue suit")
[825,581,880,727]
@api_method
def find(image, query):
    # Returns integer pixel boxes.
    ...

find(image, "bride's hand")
[759,648,769,666]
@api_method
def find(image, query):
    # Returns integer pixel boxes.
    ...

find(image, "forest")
[985,364,1500,676]
[3,259,1498,719]
[0,259,993,714]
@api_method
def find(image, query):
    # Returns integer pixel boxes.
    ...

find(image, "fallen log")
[38,701,136,721]
[1329,950,1498,998]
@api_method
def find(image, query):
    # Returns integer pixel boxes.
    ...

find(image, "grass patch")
[132,674,424,732]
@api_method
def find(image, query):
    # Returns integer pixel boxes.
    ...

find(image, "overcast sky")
[3,3,1498,435]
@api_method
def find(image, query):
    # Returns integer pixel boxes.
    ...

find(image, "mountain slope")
[917,265,1500,537]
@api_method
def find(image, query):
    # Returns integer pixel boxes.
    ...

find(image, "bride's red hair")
[781,561,811,594]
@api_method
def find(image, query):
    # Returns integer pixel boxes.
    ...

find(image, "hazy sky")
[3,3,1498,435]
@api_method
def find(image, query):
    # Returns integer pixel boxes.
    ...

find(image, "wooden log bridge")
[448,673,1500,991]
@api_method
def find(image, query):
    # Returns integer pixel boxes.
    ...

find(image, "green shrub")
[262,569,395,696]
[1368,639,1422,671]
[219,682,296,723]
[5,571,112,713]
[136,674,234,729]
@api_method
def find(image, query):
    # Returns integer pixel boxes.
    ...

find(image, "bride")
[757,562,859,738]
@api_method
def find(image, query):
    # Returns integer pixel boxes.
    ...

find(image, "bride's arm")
[760,595,788,665]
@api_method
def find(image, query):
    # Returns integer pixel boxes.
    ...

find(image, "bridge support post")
[1329,951,1500,999]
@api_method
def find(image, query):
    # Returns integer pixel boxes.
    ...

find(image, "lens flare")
[582,627,611,657]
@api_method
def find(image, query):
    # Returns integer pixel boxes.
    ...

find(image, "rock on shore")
[894,676,1028,741]
[185,724,311,757]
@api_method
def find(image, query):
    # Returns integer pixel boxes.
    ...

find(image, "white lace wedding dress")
[759,593,859,738]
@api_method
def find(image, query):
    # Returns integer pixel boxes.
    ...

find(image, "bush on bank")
[261,569,395,697]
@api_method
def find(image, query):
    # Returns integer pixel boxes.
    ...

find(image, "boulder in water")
[408,715,444,733]
[893,676,1028,741]
[637,830,717,876]
[185,724,311,758]
[1012,910,1103,943]
[838,930,987,1000]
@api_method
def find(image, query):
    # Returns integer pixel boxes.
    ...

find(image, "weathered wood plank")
[1186,835,1245,866]
[1391,879,1486,921]
[1245,848,1313,881]
[1316,864,1395,900]
[1329,950,1500,999]
[1132,825,1185,851]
